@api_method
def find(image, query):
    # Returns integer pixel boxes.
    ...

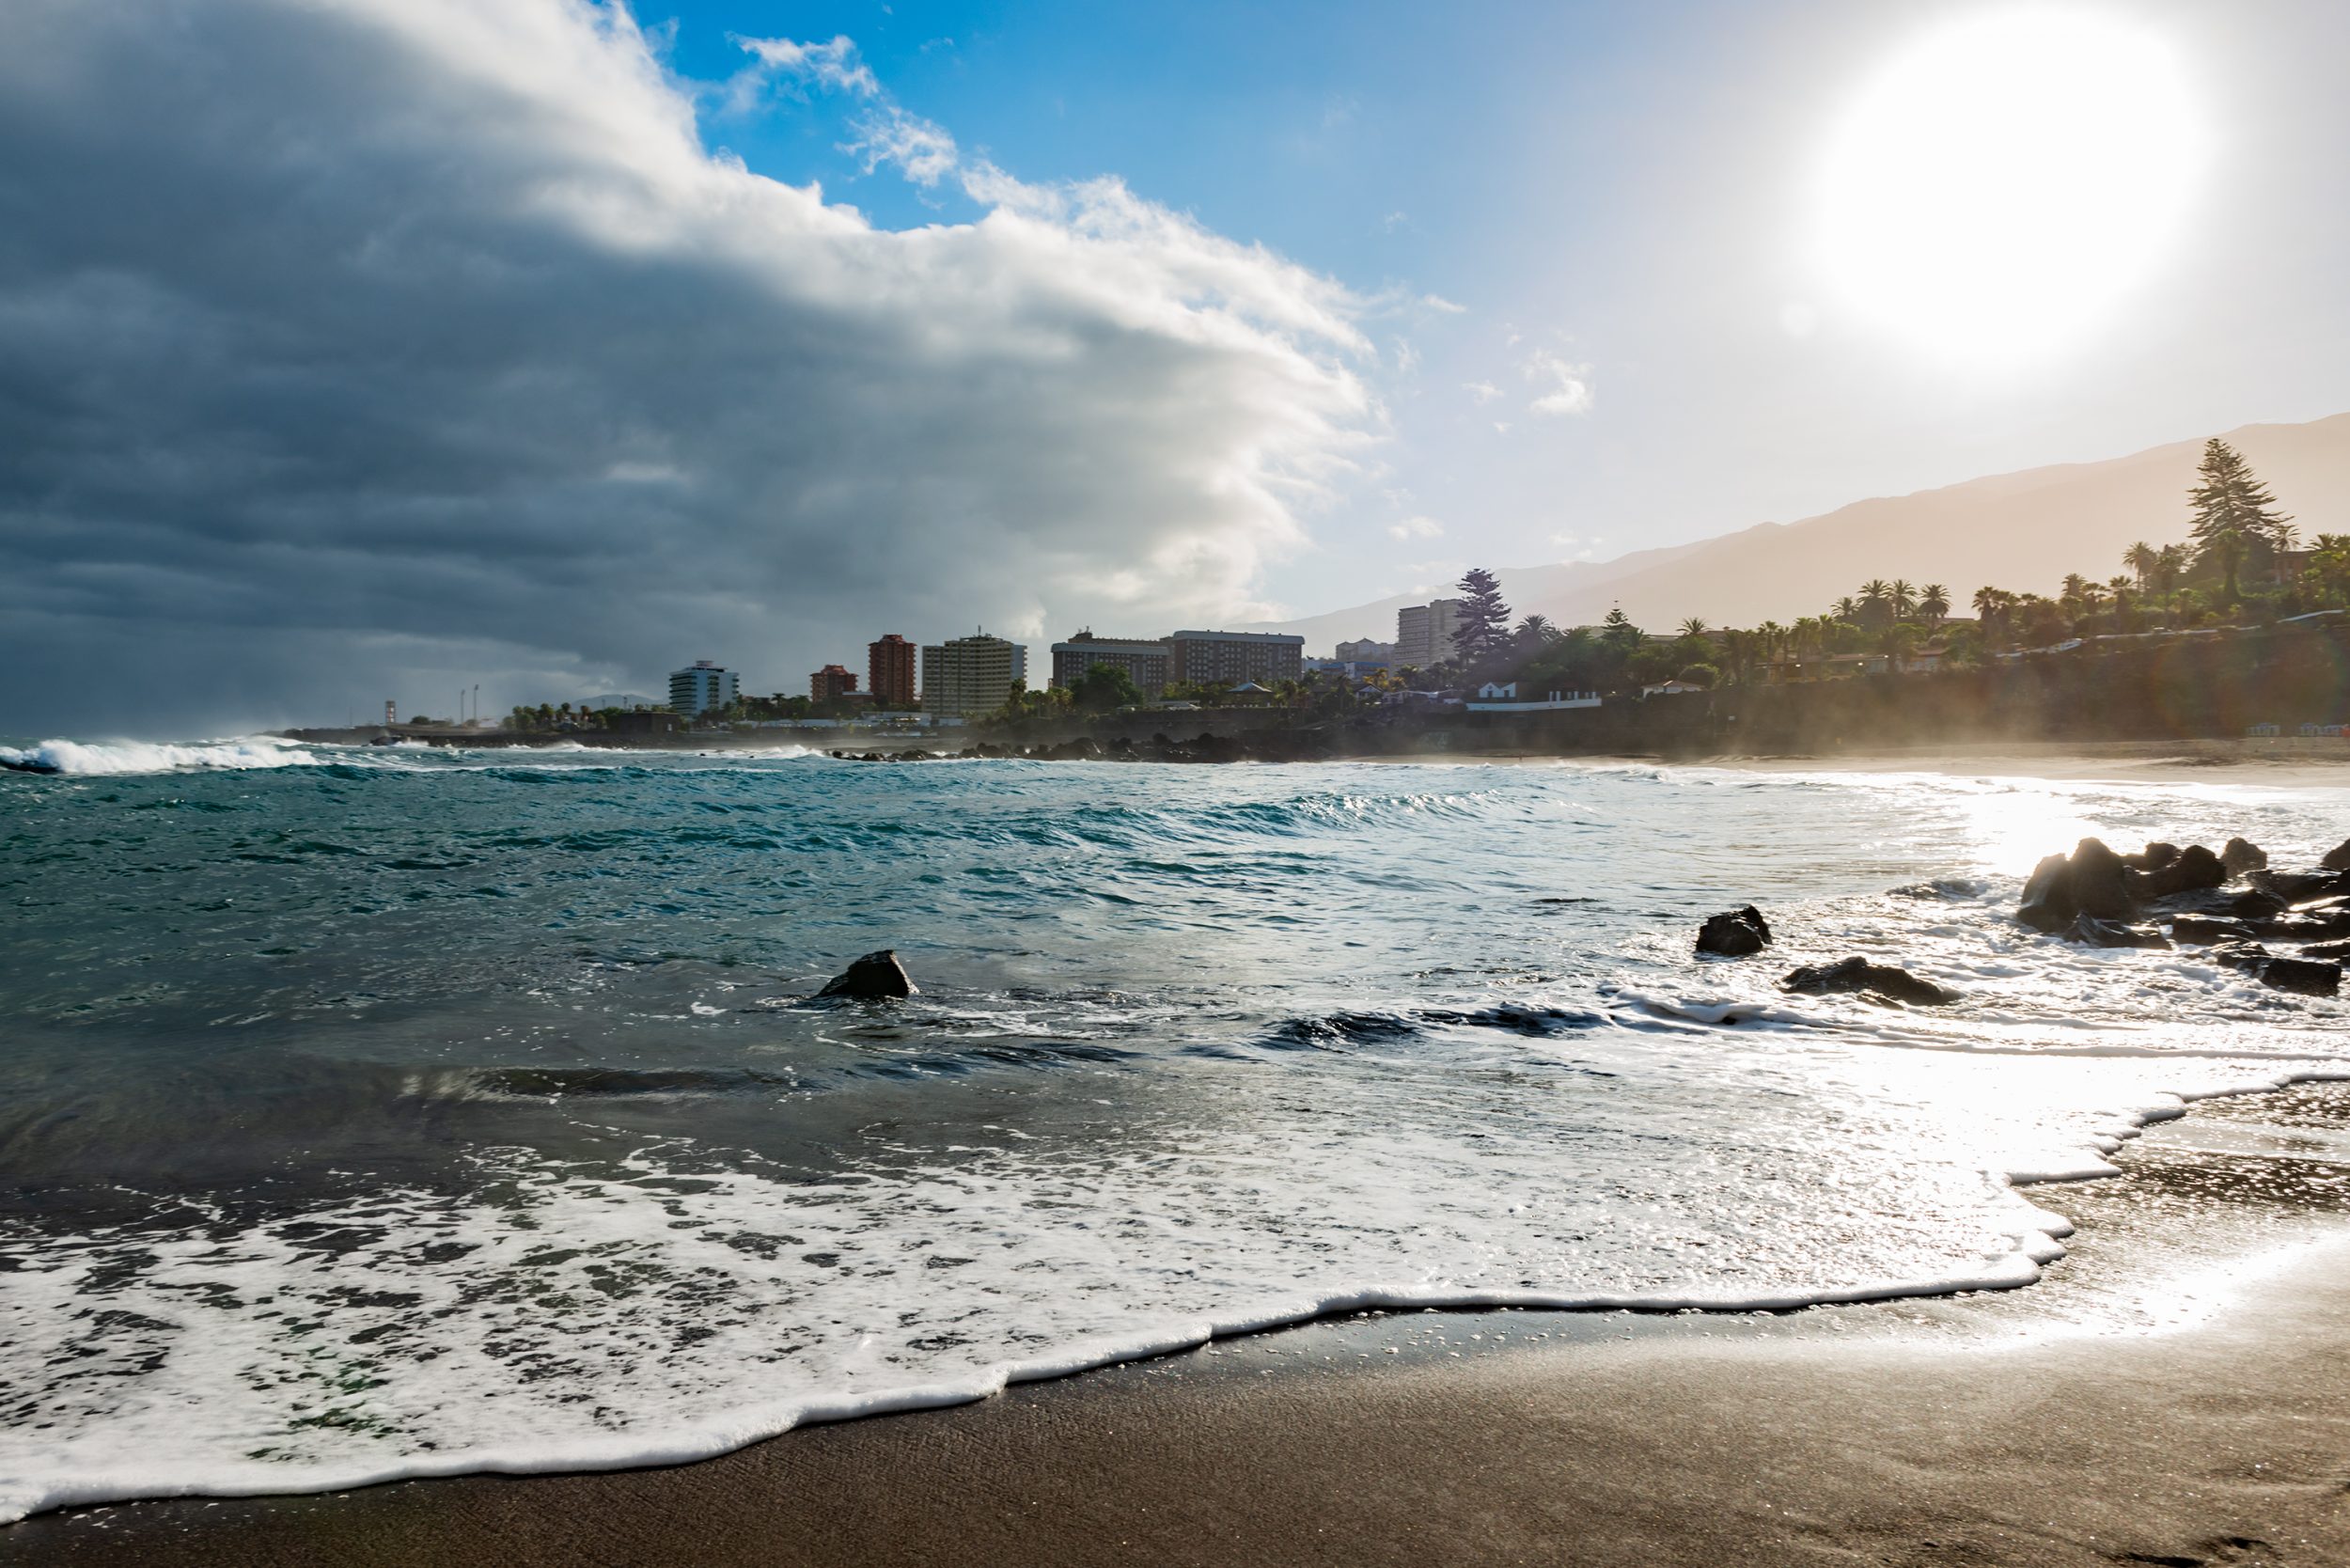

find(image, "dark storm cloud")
[0,0,1371,732]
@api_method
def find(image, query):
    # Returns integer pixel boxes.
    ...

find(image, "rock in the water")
[1780,956,1958,1006]
[2017,854,2076,933]
[2323,838,2350,873]
[2247,868,2349,904]
[1696,905,1774,957]
[815,949,916,999]
[2018,838,2138,932]
[2228,887,2290,920]
[2220,837,2267,876]
[2123,841,2180,872]
[2201,939,2336,995]
[2170,914,2259,946]
[2210,940,2271,977]
[2126,844,2226,900]
[2258,955,2342,997]
[2069,916,2171,949]
[2298,937,2350,961]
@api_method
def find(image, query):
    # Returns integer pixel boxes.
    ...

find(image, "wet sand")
[1412,738,2350,786]
[9,1086,2348,1568]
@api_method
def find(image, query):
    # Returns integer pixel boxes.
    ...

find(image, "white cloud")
[1523,349,1594,416]
[0,0,1376,731]
[1463,381,1502,404]
[728,34,879,98]
[1386,515,1444,541]
[1421,293,1466,314]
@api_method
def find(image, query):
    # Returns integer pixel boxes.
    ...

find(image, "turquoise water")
[1,738,2344,1519]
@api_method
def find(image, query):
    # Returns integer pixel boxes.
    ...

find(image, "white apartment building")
[667,660,739,716]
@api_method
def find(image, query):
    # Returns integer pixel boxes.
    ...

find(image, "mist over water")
[1,741,2343,1521]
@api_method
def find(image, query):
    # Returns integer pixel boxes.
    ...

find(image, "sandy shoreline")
[10,1084,2347,1567]
[1370,738,2350,786]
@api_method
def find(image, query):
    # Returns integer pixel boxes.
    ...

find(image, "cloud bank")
[0,0,1372,731]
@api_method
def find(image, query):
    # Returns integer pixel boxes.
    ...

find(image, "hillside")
[1262,414,2350,647]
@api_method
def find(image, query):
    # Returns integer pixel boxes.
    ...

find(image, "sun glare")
[1815,8,2205,363]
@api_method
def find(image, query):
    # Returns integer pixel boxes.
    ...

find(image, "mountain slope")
[1265,413,2350,647]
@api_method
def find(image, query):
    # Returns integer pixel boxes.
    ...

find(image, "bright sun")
[1815,8,2205,363]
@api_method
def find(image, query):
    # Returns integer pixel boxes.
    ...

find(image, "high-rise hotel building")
[867,634,917,708]
[919,634,1028,716]
[1394,599,1465,672]
[667,660,738,716]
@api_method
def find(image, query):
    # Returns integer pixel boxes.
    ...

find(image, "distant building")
[868,635,917,707]
[810,664,860,704]
[667,661,738,716]
[1050,629,1170,695]
[1335,637,1394,665]
[611,710,684,736]
[1395,599,1465,671]
[1465,685,1600,713]
[581,692,657,711]
[921,633,1027,716]
[1166,630,1304,688]
[1302,658,1387,681]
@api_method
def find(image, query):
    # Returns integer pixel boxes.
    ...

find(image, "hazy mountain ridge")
[1263,414,2350,648]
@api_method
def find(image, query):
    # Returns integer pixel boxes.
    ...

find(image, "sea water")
[0,738,2343,1521]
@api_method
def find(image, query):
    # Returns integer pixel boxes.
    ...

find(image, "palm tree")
[2060,572,2091,604]
[1832,596,1858,622]
[1857,580,1892,625]
[1917,583,1950,622]
[1678,617,1709,638]
[1971,585,2001,620]
[1888,579,1917,620]
[2123,541,2159,592]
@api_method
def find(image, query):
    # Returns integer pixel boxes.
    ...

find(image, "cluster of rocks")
[2017,834,2350,996]
[1689,831,2348,1007]
[829,730,1336,765]
[1695,902,1958,1006]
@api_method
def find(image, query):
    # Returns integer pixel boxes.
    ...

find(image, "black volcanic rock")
[2297,937,2350,961]
[2257,955,2342,997]
[2123,841,2179,872]
[2019,838,2138,932]
[2068,916,2171,949]
[2126,844,2226,901]
[1696,906,1774,957]
[2169,914,2259,946]
[2323,838,2350,872]
[2211,940,2272,977]
[2248,869,2350,904]
[2220,837,2268,876]
[1780,957,1958,1007]
[815,949,916,999]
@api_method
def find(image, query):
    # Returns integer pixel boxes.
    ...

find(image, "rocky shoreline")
[1696,832,2350,1004]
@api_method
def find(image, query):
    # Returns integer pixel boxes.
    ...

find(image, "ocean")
[1,737,2343,1523]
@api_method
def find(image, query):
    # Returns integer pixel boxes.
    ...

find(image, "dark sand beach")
[10,1084,2346,1568]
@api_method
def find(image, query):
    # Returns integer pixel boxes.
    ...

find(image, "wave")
[0,736,328,776]
[8,1065,2342,1528]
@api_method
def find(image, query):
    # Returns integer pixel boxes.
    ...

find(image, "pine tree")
[1449,567,1513,668]
[2189,439,2295,557]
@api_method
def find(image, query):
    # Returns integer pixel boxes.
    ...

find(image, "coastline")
[1353,737,2350,786]
[12,1083,2346,1568]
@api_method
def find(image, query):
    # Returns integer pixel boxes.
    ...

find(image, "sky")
[3,0,2346,732]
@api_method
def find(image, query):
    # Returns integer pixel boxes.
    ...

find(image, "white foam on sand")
[1,1045,2340,1527]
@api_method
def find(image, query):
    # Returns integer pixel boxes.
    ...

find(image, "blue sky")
[655,0,2350,608]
